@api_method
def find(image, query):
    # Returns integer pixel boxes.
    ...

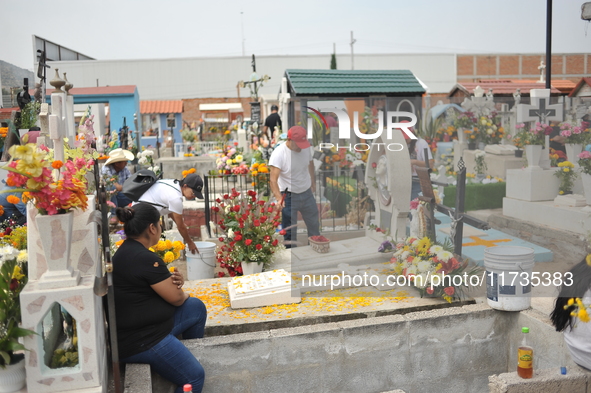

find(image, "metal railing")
[203,167,368,237]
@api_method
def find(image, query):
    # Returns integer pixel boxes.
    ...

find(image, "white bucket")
[186,241,217,280]
[484,246,535,311]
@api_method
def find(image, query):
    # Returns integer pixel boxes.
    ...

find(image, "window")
[167,114,176,129]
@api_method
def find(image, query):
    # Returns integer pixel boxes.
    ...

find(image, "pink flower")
[579,151,591,159]
[560,129,572,137]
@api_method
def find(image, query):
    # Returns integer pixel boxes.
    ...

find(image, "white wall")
[39,53,457,101]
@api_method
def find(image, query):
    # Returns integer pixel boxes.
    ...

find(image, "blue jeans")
[282,188,320,247]
[410,177,422,201]
[113,192,132,208]
[121,297,207,393]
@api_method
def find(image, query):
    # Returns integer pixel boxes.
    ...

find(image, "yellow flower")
[173,240,184,252]
[586,254,591,266]
[568,298,575,306]
[149,247,155,252]
[165,239,173,249]
[235,155,243,162]
[12,265,25,281]
[163,251,175,264]
[154,241,166,251]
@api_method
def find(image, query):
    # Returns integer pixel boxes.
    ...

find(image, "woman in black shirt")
[113,203,207,393]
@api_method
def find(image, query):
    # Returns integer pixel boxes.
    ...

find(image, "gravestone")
[364,133,412,241]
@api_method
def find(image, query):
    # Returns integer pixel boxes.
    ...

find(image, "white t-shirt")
[411,138,433,176]
[564,289,591,370]
[136,179,183,215]
[268,143,313,194]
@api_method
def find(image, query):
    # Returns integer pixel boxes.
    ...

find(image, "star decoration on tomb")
[462,236,512,248]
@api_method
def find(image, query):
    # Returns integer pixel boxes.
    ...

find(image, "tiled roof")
[568,77,591,97]
[451,80,562,96]
[140,100,183,114]
[285,69,426,96]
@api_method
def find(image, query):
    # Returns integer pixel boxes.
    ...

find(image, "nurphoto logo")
[305,107,417,152]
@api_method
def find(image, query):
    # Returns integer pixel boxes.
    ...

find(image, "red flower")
[10,278,19,291]
[279,229,286,235]
[217,272,225,278]
[216,198,221,203]
[426,287,434,295]
[245,239,252,246]
[272,239,278,246]
[212,206,220,212]
[258,200,265,206]
[218,237,224,242]
[256,244,263,250]
[223,194,229,199]
[260,216,267,223]
[253,220,260,227]
[234,234,242,241]
[232,205,241,212]
[267,207,274,213]
[264,235,271,242]
[444,286,455,296]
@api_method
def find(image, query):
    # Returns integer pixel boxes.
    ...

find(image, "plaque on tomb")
[227,269,301,309]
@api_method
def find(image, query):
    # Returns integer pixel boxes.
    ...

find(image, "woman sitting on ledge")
[114,203,207,393]
[550,257,591,371]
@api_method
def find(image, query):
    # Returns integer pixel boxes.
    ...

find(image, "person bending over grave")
[550,257,591,371]
[269,126,320,247]
[135,172,204,254]
[113,203,207,393]
[402,121,434,201]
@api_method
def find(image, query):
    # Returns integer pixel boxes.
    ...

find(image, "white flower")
[355,152,362,159]
[228,229,235,239]
[0,245,19,263]
[429,245,444,254]
[136,152,142,159]
[437,250,453,262]
[487,128,493,135]
[417,260,432,273]
[400,251,410,260]
[143,150,154,157]
[17,250,28,263]
[138,157,148,165]
[406,265,418,275]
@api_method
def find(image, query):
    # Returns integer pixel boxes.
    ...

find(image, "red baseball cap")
[287,126,311,149]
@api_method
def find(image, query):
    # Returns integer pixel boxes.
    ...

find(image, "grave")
[503,88,591,236]
[19,76,107,393]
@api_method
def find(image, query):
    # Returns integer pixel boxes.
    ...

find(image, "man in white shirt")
[137,173,203,253]
[269,126,320,247]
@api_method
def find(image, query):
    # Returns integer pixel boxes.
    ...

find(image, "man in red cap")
[269,126,320,247]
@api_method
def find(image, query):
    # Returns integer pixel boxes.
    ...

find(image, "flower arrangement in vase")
[212,188,283,276]
[215,145,247,175]
[554,161,577,195]
[515,122,553,145]
[2,144,94,215]
[579,150,591,175]
[559,121,590,145]
[474,150,487,176]
[477,112,505,145]
[390,236,479,302]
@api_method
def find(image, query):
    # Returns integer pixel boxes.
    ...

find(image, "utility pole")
[545,0,552,89]
[350,31,356,70]
[241,11,245,56]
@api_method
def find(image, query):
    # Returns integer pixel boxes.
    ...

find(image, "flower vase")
[457,127,466,143]
[241,261,263,275]
[468,142,476,150]
[514,149,523,158]
[35,211,80,289]
[478,142,486,150]
[0,355,26,393]
[581,173,591,205]
[475,173,486,183]
[524,145,543,169]
[565,143,583,166]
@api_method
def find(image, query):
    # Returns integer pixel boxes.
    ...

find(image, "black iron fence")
[204,168,369,237]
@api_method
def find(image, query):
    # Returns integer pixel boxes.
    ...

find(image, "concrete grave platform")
[433,212,553,266]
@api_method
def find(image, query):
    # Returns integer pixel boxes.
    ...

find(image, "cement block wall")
[181,304,513,393]
[127,303,585,393]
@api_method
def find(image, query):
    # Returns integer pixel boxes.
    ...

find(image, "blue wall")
[139,112,182,150]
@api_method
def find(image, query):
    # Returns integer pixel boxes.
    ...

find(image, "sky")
[1,0,590,71]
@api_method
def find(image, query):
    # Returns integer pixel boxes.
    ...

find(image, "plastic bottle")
[183,384,192,393]
[517,327,533,378]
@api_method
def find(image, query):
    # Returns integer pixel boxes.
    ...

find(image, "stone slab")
[227,269,301,309]
[462,149,525,179]
[553,193,587,207]
[433,212,553,266]
[503,197,591,236]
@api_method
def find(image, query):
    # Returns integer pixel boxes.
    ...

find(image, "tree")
[330,53,337,70]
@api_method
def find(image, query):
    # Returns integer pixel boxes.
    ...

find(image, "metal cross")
[528,98,555,124]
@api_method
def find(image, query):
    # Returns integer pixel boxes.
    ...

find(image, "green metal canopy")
[284,69,426,96]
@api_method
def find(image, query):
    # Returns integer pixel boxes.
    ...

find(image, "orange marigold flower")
[5,177,16,186]
[0,206,4,216]
[6,195,21,204]
[52,160,64,169]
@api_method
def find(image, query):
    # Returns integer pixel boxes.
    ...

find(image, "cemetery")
[2,25,591,393]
